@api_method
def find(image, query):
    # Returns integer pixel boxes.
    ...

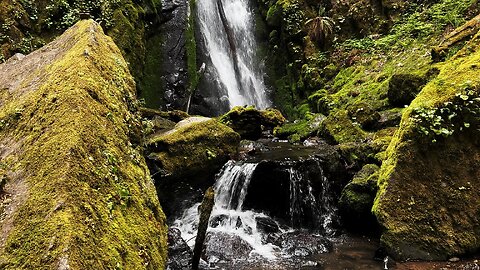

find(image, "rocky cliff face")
[373,30,480,260]
[0,20,167,269]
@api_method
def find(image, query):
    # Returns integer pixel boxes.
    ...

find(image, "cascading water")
[196,0,270,110]
[173,158,337,266]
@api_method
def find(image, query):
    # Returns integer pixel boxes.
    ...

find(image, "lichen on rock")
[0,20,167,269]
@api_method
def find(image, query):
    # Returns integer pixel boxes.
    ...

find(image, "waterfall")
[173,158,337,262]
[196,0,270,110]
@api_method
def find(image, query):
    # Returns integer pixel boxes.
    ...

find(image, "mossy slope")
[373,31,480,260]
[0,20,167,269]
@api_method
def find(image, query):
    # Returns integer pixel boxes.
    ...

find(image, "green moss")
[0,20,167,269]
[186,0,198,93]
[372,30,480,261]
[320,110,368,144]
[147,118,240,178]
[0,0,162,87]
[139,35,164,109]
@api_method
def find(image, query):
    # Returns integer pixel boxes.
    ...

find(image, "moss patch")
[0,20,167,269]
[147,117,240,180]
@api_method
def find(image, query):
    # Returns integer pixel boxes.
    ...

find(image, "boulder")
[167,228,193,270]
[373,32,480,260]
[146,117,240,218]
[220,106,286,140]
[147,117,240,180]
[203,232,254,262]
[0,20,167,269]
[274,114,325,143]
[339,164,380,232]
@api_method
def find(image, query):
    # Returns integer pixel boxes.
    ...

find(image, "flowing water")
[173,158,337,267]
[196,0,270,110]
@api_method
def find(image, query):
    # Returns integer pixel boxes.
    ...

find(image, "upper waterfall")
[196,0,271,111]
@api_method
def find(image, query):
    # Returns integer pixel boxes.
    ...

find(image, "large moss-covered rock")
[373,32,480,261]
[0,20,167,269]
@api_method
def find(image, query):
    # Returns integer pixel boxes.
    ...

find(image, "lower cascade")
[173,156,337,267]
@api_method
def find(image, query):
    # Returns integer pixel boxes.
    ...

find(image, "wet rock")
[388,73,426,107]
[157,0,189,110]
[220,106,286,140]
[210,214,228,228]
[203,232,254,262]
[238,140,269,158]
[167,228,193,270]
[255,216,280,234]
[277,231,333,256]
[244,158,337,229]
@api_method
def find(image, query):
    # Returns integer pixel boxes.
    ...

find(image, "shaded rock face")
[387,74,426,107]
[146,117,240,219]
[243,155,342,230]
[374,32,480,260]
[0,20,167,269]
[158,0,189,110]
[339,164,380,233]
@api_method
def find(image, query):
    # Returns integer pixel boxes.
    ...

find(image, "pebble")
[449,257,460,262]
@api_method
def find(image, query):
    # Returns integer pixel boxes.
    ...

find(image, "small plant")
[305,8,334,48]
[412,85,479,143]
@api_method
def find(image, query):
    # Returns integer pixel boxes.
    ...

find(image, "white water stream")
[173,159,337,262]
[173,161,280,259]
[196,0,270,109]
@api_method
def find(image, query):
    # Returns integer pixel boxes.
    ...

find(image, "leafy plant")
[412,86,479,143]
[305,9,334,48]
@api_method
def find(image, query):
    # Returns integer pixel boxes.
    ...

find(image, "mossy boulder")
[146,117,240,218]
[339,164,380,232]
[147,117,240,179]
[387,73,427,107]
[220,106,286,140]
[347,102,381,130]
[0,20,167,269]
[373,32,480,261]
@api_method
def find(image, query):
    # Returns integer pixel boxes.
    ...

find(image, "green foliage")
[305,15,334,47]
[281,0,305,36]
[412,87,479,143]
[337,0,475,52]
